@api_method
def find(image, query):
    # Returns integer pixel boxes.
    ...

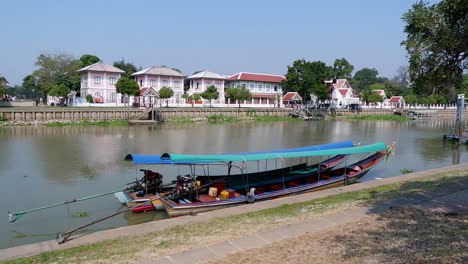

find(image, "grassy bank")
[335,114,408,121]
[165,115,297,123]
[3,170,466,264]
[45,119,128,127]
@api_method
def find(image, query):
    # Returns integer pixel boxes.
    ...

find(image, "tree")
[182,93,201,107]
[404,93,418,105]
[0,75,7,96]
[362,88,384,104]
[333,58,354,79]
[283,59,333,101]
[49,84,70,98]
[392,65,411,88]
[85,94,93,103]
[113,59,139,78]
[20,75,42,99]
[226,87,252,108]
[115,77,140,96]
[401,0,468,101]
[159,86,174,107]
[79,54,101,68]
[200,85,219,107]
[353,68,380,92]
[32,53,81,95]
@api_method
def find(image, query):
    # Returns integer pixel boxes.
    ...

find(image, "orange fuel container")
[220,190,229,200]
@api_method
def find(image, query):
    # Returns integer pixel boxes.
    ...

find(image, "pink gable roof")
[228,72,285,83]
[338,88,349,97]
[283,92,300,101]
[335,79,347,89]
[389,96,403,103]
[373,90,384,96]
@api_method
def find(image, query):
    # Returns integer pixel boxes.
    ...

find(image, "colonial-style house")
[226,72,285,106]
[325,78,360,107]
[388,96,405,109]
[78,62,125,103]
[282,92,302,107]
[132,66,185,105]
[186,71,226,104]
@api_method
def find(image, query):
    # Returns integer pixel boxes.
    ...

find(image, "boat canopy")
[125,140,355,165]
[162,142,388,163]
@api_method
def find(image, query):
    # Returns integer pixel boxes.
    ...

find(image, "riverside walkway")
[1,163,467,262]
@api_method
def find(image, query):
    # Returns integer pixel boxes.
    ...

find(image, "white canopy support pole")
[275,153,285,189]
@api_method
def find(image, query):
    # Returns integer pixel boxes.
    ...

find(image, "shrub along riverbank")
[2,170,466,264]
[331,114,409,121]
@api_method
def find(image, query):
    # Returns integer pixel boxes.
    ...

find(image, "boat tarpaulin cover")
[125,141,355,165]
[163,142,388,163]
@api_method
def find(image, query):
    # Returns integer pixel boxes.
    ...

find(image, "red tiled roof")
[138,88,148,96]
[282,92,299,101]
[228,72,285,83]
[252,93,276,99]
[335,79,347,89]
[389,96,403,103]
[338,88,349,97]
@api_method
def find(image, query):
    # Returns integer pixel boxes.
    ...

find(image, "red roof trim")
[228,72,285,83]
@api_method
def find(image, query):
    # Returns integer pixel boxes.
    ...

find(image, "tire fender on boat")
[246,188,256,203]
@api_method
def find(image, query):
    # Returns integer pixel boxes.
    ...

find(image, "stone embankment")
[0,107,463,125]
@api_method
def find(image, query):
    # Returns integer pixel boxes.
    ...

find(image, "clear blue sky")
[0,0,436,85]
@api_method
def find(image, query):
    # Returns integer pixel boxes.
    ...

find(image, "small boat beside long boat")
[152,142,391,217]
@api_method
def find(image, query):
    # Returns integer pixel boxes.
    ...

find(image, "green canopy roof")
[163,142,388,163]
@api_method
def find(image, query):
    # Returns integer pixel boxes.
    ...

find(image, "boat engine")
[174,175,196,196]
[130,169,164,196]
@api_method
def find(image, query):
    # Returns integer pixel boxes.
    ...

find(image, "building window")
[95,92,101,97]
[241,84,246,88]
[162,80,169,87]
[196,82,199,89]
[109,77,116,85]
[250,83,254,88]
[266,84,271,92]
[150,80,156,87]
[174,80,180,89]
[274,85,278,92]
[215,83,221,89]
[109,92,116,102]
[94,76,101,84]
[140,80,143,87]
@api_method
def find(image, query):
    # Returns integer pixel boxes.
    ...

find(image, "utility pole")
[456,94,465,144]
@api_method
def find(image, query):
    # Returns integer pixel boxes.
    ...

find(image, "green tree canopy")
[159,86,174,107]
[333,58,354,79]
[404,93,418,105]
[226,87,252,108]
[283,59,333,101]
[0,75,7,96]
[182,93,201,107]
[113,59,139,78]
[402,0,468,101]
[20,75,42,99]
[353,68,380,92]
[79,54,101,68]
[362,88,384,103]
[48,84,70,97]
[115,77,140,96]
[200,85,219,107]
[32,53,81,95]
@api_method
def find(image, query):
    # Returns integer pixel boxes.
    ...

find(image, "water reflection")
[0,119,467,249]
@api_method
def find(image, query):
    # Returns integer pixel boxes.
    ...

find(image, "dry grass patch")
[205,207,468,264]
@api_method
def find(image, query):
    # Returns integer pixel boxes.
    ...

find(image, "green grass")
[166,117,196,123]
[0,116,6,122]
[3,170,465,264]
[339,114,408,121]
[207,114,240,123]
[253,115,299,122]
[45,119,128,127]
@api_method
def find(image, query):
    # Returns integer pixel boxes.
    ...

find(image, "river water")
[0,119,467,249]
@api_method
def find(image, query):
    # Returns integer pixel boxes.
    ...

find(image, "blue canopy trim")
[125,140,355,165]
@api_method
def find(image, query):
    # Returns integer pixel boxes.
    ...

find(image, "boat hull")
[156,151,386,217]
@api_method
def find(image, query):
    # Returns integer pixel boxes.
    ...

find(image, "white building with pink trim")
[186,71,226,104]
[132,66,185,105]
[78,62,125,103]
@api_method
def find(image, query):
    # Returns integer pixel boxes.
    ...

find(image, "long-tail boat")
[153,142,391,217]
[120,141,355,213]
